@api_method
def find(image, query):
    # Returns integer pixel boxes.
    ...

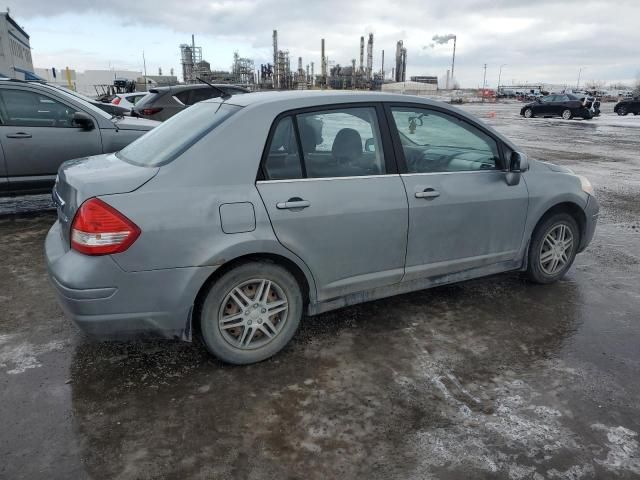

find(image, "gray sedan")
[0,79,159,195]
[45,91,598,364]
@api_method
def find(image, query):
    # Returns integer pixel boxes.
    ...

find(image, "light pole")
[482,63,487,103]
[576,67,584,90]
[497,64,506,92]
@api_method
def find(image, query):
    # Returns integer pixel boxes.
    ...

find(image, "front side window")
[390,107,500,173]
[117,102,241,167]
[0,89,76,127]
[297,107,386,178]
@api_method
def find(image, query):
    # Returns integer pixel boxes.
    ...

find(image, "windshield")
[39,83,112,120]
[116,102,241,167]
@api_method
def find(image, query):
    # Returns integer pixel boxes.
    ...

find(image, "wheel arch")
[191,252,315,339]
[523,201,586,270]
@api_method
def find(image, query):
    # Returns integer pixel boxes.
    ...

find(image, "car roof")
[214,90,450,109]
[150,84,248,94]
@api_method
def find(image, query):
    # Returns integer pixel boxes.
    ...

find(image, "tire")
[527,213,580,284]
[523,108,534,118]
[561,109,573,120]
[617,106,628,116]
[582,109,593,120]
[199,261,303,365]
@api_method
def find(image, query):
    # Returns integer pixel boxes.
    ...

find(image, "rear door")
[0,86,102,192]
[386,103,528,281]
[0,143,7,194]
[256,104,409,302]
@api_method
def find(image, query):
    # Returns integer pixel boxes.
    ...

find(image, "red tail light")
[112,97,121,105]
[142,107,163,116]
[71,198,140,255]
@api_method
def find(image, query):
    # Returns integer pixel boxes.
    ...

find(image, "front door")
[0,87,102,192]
[256,106,408,302]
[387,104,529,281]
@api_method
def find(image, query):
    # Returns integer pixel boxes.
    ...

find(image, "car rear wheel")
[527,213,580,284]
[523,108,534,118]
[561,109,573,120]
[199,261,303,364]
[617,106,628,116]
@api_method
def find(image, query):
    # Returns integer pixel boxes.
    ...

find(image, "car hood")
[112,116,160,131]
[535,159,574,174]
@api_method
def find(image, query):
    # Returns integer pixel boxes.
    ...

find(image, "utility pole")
[482,63,487,103]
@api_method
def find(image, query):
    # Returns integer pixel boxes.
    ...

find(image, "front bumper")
[578,195,599,252]
[45,222,216,340]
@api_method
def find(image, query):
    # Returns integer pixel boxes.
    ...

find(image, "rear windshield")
[116,102,241,167]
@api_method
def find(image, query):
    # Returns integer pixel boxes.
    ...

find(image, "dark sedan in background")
[521,94,599,120]
[614,97,640,116]
[133,83,249,121]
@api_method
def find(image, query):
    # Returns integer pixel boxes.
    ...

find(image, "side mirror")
[364,138,376,152]
[72,111,95,130]
[505,151,528,186]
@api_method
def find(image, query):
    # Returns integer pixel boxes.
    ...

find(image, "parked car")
[39,83,131,117]
[46,91,598,364]
[614,97,640,116]
[0,79,159,195]
[133,83,249,121]
[111,92,148,110]
[520,94,596,119]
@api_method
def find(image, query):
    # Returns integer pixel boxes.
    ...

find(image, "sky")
[7,0,640,88]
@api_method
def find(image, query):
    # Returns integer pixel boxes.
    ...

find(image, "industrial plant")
[178,30,418,92]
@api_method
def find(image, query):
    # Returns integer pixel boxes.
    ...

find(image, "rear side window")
[117,102,241,167]
[190,88,218,104]
[262,106,386,180]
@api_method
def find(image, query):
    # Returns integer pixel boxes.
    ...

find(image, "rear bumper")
[579,195,599,252]
[45,221,216,340]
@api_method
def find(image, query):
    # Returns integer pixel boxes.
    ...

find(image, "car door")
[0,86,102,192]
[553,95,570,116]
[534,95,554,115]
[386,104,529,281]
[256,105,409,302]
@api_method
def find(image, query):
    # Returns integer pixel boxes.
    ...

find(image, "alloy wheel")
[218,278,289,350]
[562,109,572,120]
[539,223,574,275]
[524,108,533,118]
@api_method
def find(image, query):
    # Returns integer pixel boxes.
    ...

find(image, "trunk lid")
[53,153,158,246]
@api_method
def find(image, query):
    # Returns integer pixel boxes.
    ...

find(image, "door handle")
[415,188,440,199]
[6,132,32,139]
[276,198,310,210]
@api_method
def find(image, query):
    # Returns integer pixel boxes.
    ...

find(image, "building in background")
[0,11,37,80]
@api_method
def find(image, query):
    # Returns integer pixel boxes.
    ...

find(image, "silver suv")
[0,79,159,195]
[46,92,598,364]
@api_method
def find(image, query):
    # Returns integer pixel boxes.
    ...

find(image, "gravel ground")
[1,101,639,479]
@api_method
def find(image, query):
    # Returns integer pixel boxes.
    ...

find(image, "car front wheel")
[617,106,628,116]
[527,213,580,284]
[523,108,534,118]
[561,109,573,120]
[199,261,303,364]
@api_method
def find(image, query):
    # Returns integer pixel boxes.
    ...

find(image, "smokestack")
[366,33,374,81]
[321,38,326,86]
[381,49,385,79]
[311,62,314,87]
[395,40,403,82]
[272,30,278,89]
[446,69,450,89]
[359,36,364,74]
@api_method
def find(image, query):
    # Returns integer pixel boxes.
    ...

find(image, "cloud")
[8,0,640,86]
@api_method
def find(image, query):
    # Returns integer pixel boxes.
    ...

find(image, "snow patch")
[592,423,640,474]
[0,337,65,374]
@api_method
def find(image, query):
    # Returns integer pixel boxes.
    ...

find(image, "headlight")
[577,175,594,195]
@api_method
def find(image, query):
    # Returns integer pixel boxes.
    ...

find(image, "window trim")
[257,102,399,182]
[383,102,506,174]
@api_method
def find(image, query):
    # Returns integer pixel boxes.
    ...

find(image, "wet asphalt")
[1,102,639,479]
